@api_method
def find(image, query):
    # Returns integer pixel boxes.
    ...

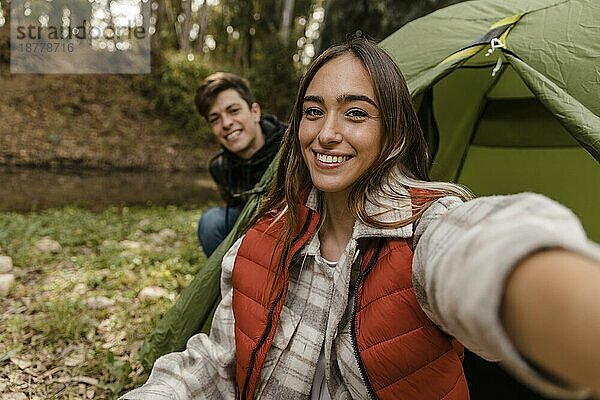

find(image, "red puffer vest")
[231,200,468,400]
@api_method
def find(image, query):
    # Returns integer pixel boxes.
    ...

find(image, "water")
[0,166,221,212]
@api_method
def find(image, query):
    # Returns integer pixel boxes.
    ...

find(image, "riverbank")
[0,64,218,172]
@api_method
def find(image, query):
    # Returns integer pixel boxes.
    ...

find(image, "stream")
[0,166,221,212]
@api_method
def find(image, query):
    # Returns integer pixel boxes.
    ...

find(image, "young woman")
[122,38,600,399]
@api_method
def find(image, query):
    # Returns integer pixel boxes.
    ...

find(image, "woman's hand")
[502,249,600,393]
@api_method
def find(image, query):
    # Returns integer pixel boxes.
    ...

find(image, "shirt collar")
[304,185,414,242]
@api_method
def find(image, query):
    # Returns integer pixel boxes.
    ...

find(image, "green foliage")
[144,52,214,141]
[144,42,297,141]
[320,0,465,48]
[103,350,133,395]
[246,38,299,122]
[32,297,92,340]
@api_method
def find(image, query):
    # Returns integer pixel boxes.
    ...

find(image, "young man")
[195,72,286,256]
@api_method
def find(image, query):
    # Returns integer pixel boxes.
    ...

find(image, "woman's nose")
[317,115,342,145]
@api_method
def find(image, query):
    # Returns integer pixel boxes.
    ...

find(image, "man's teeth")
[226,131,241,140]
[316,153,350,164]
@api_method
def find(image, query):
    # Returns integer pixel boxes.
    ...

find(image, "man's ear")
[251,102,261,122]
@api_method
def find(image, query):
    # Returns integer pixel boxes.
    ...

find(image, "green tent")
[138,160,279,370]
[380,0,600,242]
[139,0,600,379]
[380,1,600,397]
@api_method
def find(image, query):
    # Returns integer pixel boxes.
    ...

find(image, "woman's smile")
[313,150,353,166]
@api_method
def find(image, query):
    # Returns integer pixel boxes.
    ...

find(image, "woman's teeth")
[316,153,350,164]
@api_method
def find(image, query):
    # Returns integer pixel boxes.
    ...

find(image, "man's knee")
[199,207,226,231]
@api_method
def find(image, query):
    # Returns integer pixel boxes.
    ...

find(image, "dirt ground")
[0,64,217,172]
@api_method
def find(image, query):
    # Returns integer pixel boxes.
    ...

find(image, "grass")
[0,205,208,399]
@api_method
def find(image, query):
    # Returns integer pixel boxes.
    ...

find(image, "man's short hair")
[195,72,255,119]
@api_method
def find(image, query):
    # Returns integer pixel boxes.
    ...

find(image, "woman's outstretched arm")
[503,249,600,392]
[412,193,600,399]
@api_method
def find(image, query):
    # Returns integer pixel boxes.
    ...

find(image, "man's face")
[207,88,264,160]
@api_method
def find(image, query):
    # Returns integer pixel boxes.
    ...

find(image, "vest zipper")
[240,286,285,400]
[240,209,315,400]
[350,239,384,400]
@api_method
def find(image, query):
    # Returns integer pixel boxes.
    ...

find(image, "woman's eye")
[346,109,369,120]
[303,107,323,119]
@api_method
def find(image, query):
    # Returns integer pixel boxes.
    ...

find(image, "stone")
[123,270,138,282]
[2,393,28,400]
[149,228,177,245]
[9,357,31,370]
[85,296,115,310]
[137,218,151,229]
[35,237,62,253]
[73,283,87,295]
[0,274,15,297]
[0,255,13,273]
[138,286,168,301]
[63,349,86,367]
[120,240,143,250]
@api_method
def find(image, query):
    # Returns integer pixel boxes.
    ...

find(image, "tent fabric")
[138,157,278,370]
[379,1,599,397]
[139,0,600,381]
[380,0,600,241]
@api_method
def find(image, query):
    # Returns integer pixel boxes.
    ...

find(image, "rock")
[138,286,168,301]
[137,218,151,229]
[101,239,117,248]
[63,349,86,367]
[9,357,31,370]
[160,228,177,239]
[123,270,138,282]
[120,240,143,250]
[0,255,13,273]
[0,274,15,297]
[73,283,87,295]
[2,393,28,400]
[35,237,62,253]
[149,228,177,245]
[85,296,115,310]
[72,376,99,386]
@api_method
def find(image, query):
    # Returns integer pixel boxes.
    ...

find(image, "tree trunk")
[279,0,295,42]
[180,0,192,53]
[151,0,163,68]
[241,0,254,69]
[195,0,209,54]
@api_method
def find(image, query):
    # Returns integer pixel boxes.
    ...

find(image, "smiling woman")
[300,55,382,198]
[122,37,600,400]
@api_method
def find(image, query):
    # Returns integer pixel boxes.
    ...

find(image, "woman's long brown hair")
[250,37,470,280]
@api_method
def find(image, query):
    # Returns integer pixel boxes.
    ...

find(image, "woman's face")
[299,55,382,195]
